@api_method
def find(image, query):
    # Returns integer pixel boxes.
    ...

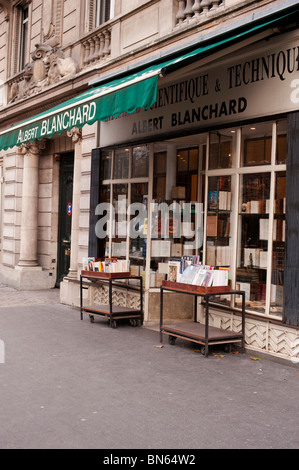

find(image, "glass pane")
[100,150,112,180]
[206,175,232,266]
[237,173,271,313]
[209,131,233,169]
[242,122,272,166]
[276,120,287,164]
[132,145,149,178]
[177,149,188,172]
[153,176,166,201]
[270,172,286,317]
[114,148,129,179]
[98,185,110,257]
[111,184,128,258]
[129,183,148,266]
[189,148,198,171]
[154,151,166,175]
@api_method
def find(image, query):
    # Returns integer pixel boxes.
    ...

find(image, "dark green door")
[56,152,74,286]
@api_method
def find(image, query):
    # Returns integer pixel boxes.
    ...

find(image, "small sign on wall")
[67,202,72,216]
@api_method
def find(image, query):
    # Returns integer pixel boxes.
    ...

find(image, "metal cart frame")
[80,271,143,328]
[160,280,245,357]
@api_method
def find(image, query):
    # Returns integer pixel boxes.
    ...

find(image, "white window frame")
[203,120,286,319]
[96,0,114,26]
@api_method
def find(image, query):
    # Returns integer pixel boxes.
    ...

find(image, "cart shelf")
[160,280,245,357]
[80,271,143,328]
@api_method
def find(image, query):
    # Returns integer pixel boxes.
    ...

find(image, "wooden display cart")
[80,271,143,328]
[160,280,245,357]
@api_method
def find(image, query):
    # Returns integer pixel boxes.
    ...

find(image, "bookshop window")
[209,130,234,170]
[206,175,232,271]
[98,145,149,265]
[100,149,112,180]
[132,145,149,178]
[271,171,286,316]
[276,119,287,165]
[237,172,271,313]
[114,148,129,179]
[153,149,166,201]
[176,147,198,201]
[241,122,272,167]
[129,183,148,265]
[111,183,128,258]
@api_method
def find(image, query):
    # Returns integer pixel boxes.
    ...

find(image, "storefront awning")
[0,5,297,151]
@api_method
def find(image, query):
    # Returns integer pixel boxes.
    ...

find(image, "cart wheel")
[168,335,176,345]
[111,320,117,329]
[224,344,233,353]
[200,346,206,355]
[137,319,142,327]
[130,319,137,327]
[89,315,94,323]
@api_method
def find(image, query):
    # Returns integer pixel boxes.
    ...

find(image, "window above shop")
[96,0,114,26]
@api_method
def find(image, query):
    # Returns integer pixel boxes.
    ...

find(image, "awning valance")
[0,5,297,151]
[0,70,160,151]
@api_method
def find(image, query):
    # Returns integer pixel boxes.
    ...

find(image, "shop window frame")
[204,120,287,320]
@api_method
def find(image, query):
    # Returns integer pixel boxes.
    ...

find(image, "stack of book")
[82,257,130,273]
[167,257,229,288]
[179,265,229,287]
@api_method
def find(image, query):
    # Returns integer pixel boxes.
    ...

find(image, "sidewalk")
[0,284,298,449]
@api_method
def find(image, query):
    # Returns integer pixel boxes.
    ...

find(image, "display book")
[82,257,130,273]
[168,255,229,287]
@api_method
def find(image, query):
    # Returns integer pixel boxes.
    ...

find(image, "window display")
[97,118,286,319]
[237,173,270,312]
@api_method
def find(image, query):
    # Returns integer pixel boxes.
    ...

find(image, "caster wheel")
[111,320,117,329]
[168,335,176,345]
[130,319,137,327]
[224,344,233,353]
[89,315,94,323]
[137,319,142,327]
[200,346,206,355]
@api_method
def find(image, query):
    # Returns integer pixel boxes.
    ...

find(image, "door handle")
[62,239,71,244]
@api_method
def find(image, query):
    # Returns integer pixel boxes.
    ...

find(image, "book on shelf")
[168,259,182,282]
[178,264,229,287]
[171,243,183,258]
[217,218,230,237]
[212,268,229,287]
[206,215,218,237]
[242,199,270,214]
[219,191,231,210]
[179,264,199,284]
[208,190,218,210]
[82,258,130,273]
[151,240,171,257]
[259,218,277,240]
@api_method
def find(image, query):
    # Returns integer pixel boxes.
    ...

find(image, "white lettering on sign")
[100,33,299,148]
[17,101,97,145]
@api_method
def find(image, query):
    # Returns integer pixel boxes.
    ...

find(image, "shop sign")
[100,32,299,146]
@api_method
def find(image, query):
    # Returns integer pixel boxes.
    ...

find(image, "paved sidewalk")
[0,284,298,449]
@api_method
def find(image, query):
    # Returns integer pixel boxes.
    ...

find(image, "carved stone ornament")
[17,139,47,155]
[67,127,82,143]
[9,43,79,103]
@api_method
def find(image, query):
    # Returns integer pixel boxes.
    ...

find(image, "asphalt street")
[0,284,298,450]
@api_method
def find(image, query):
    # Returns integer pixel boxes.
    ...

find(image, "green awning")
[0,5,297,151]
[0,70,160,151]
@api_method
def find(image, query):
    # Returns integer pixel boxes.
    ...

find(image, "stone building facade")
[0,0,299,362]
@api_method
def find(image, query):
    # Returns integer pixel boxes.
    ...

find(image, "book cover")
[208,190,218,210]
